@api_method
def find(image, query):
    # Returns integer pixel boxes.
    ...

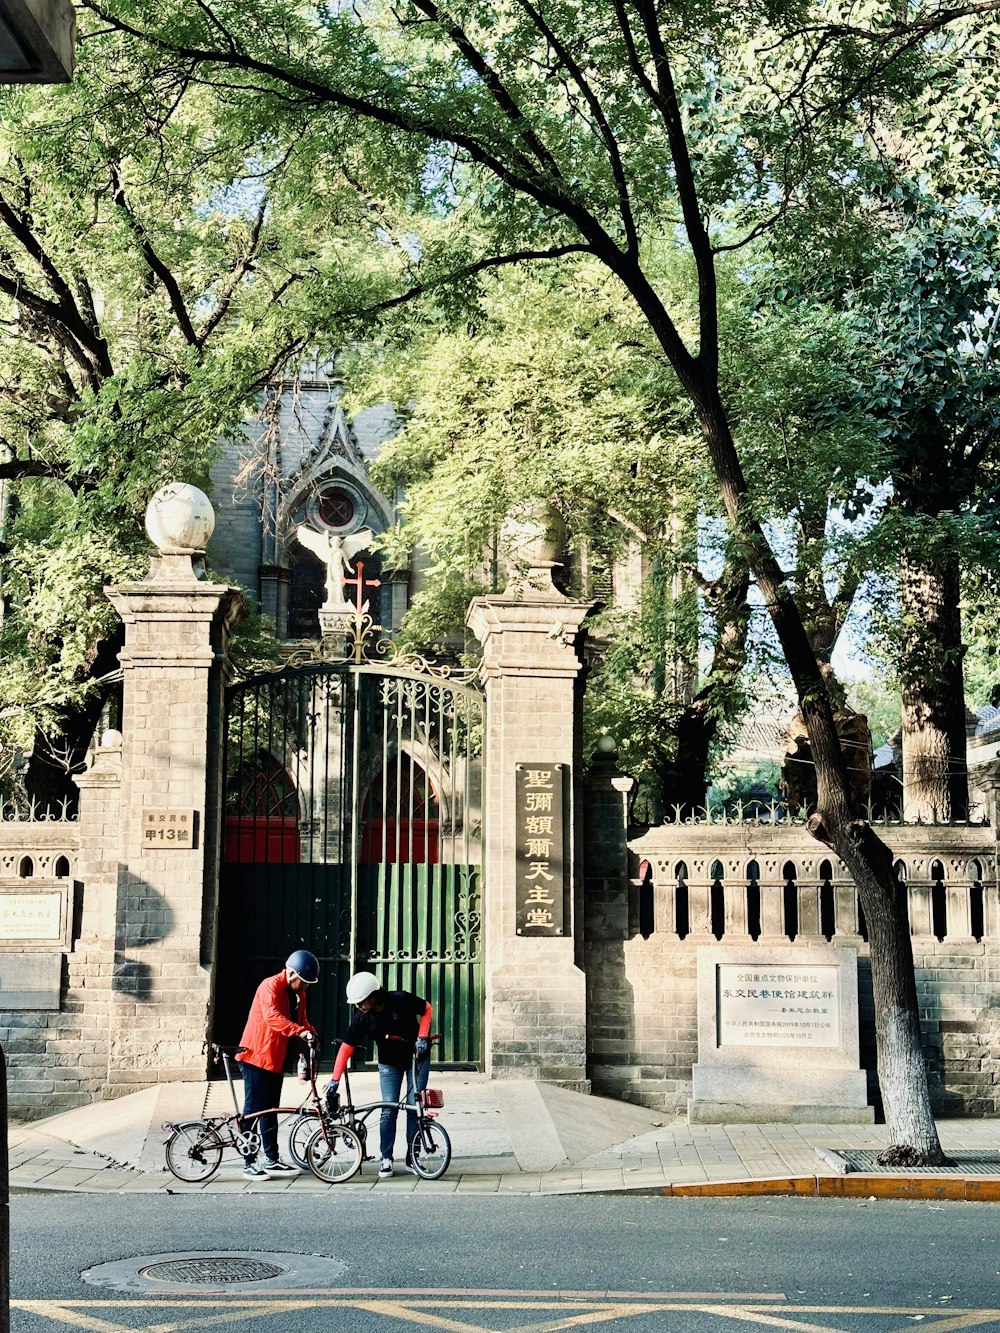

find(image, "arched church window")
[223,750,300,864]
[361,762,440,864]
[226,751,298,817]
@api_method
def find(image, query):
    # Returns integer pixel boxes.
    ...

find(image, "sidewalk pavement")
[9,1071,1000,1200]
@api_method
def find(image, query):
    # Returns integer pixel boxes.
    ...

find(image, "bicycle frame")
[215,1044,320,1149]
[333,1037,443,1162]
[162,1042,359,1182]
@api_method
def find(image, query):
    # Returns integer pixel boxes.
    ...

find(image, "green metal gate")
[214,656,484,1067]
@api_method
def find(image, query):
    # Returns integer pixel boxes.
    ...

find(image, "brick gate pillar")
[467,506,592,1088]
[104,484,245,1092]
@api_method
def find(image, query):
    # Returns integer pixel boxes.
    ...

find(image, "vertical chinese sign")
[515,763,565,935]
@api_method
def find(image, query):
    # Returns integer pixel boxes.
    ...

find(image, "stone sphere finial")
[145,482,215,554]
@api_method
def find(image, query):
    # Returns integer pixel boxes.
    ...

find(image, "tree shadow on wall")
[110,866,175,1001]
[583,864,639,1104]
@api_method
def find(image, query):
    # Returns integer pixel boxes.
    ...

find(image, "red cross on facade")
[342,559,381,615]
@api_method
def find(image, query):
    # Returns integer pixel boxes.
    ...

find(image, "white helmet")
[345,971,381,1005]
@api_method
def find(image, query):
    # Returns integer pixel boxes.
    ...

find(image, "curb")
[664,1174,1000,1202]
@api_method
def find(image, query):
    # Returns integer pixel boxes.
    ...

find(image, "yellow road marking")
[499,1302,671,1333]
[887,1315,1000,1333]
[353,1300,501,1333]
[691,1307,852,1333]
[14,1302,137,1333]
[144,1299,309,1333]
[12,1296,1000,1333]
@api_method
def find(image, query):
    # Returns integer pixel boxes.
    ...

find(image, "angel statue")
[295,524,376,612]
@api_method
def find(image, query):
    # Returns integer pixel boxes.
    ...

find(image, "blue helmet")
[285,949,319,984]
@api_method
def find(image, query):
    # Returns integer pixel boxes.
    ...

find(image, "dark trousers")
[239,1062,284,1163]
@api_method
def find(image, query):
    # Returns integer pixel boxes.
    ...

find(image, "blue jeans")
[378,1054,429,1160]
[239,1062,283,1163]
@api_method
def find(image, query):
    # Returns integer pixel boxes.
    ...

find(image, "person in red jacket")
[237,948,319,1179]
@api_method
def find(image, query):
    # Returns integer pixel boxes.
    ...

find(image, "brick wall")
[0,816,106,1118]
[584,763,1000,1116]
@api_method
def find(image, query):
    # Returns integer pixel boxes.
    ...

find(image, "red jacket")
[239,971,314,1073]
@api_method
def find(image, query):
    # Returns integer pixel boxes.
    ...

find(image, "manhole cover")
[83,1250,348,1293]
[826,1149,1000,1175]
[140,1257,289,1285]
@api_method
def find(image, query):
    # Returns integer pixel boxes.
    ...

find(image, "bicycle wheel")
[305,1122,363,1183]
[287,1111,319,1171]
[165,1121,224,1183]
[409,1119,452,1180]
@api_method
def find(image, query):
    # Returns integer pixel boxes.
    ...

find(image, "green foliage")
[0,13,429,765]
[961,568,1000,712]
[353,256,703,632]
[583,610,689,788]
[707,760,782,815]
[843,675,901,752]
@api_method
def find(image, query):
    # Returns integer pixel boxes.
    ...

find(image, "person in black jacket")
[327,970,432,1178]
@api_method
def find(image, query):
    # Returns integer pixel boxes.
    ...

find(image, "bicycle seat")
[212,1044,247,1057]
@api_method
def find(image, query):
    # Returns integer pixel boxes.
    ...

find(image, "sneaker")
[378,1158,394,1179]
[263,1158,300,1176]
[242,1161,268,1180]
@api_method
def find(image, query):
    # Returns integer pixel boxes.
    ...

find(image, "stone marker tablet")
[0,952,61,1009]
[689,943,873,1124]
[0,891,62,941]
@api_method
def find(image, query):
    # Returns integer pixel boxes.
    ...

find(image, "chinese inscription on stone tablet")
[717,964,840,1048]
[515,763,564,936]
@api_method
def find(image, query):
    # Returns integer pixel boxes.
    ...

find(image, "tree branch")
[196,188,270,345]
[81,1,615,253]
[0,457,94,491]
[512,0,638,255]
[410,0,565,183]
[333,243,594,322]
[0,265,101,383]
[631,0,718,378]
[109,165,199,348]
[0,192,113,384]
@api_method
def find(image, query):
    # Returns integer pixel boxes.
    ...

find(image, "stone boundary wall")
[0,815,114,1119]
[583,785,1000,1117]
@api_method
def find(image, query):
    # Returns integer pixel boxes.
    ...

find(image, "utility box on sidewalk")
[689,944,873,1123]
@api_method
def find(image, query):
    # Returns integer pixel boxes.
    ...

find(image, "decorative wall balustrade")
[629,819,997,945]
[581,809,1000,1116]
[0,807,79,882]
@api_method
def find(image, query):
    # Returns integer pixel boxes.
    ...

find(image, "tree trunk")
[23,626,124,816]
[659,702,715,814]
[900,545,969,822]
[685,381,946,1162]
[823,818,945,1157]
[659,559,749,817]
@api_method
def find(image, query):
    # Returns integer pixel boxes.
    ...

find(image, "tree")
[0,51,418,807]
[851,201,1000,822]
[749,19,1000,822]
[80,0,1000,1160]
[351,256,750,814]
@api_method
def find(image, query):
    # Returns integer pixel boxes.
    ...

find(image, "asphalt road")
[10,1190,1000,1332]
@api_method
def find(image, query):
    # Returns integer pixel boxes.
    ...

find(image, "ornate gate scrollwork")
[214,647,484,1068]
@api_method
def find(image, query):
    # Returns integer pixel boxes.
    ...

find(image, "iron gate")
[214,658,484,1067]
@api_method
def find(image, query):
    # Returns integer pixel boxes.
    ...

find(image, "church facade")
[208,368,410,640]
